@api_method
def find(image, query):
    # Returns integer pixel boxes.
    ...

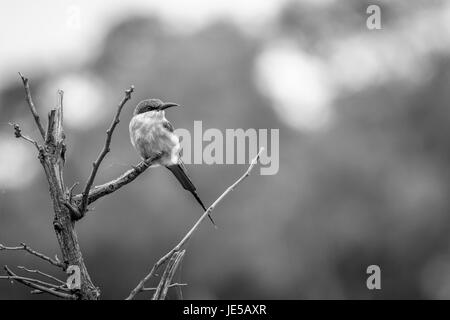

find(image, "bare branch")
[17,266,66,285]
[18,72,46,139]
[79,85,135,215]
[7,75,97,299]
[2,266,76,299]
[55,90,65,141]
[126,148,264,300]
[72,155,161,207]
[1,274,61,289]
[46,109,57,144]
[29,287,69,295]
[152,250,185,300]
[62,199,82,220]
[8,122,39,149]
[67,182,79,201]
[142,283,187,291]
[0,243,64,269]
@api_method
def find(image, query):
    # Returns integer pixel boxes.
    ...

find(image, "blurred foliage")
[1,1,450,299]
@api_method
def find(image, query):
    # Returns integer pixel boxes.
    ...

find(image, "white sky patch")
[2,0,450,133]
[140,0,287,32]
[0,135,40,189]
[41,74,105,130]
[255,43,334,132]
[0,0,288,85]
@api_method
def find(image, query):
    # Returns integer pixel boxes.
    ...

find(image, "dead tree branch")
[8,123,40,149]
[2,74,142,299]
[18,72,46,139]
[2,74,100,299]
[79,85,135,216]
[142,283,187,291]
[151,250,186,300]
[0,243,64,269]
[72,155,160,207]
[1,266,76,299]
[17,266,66,285]
[126,148,264,300]
[2,271,62,289]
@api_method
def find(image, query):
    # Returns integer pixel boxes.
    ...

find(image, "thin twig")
[29,287,69,295]
[2,266,76,299]
[142,283,187,291]
[72,155,161,207]
[0,243,64,269]
[68,182,79,201]
[126,148,264,300]
[79,85,135,215]
[0,274,62,290]
[17,266,66,285]
[8,123,39,149]
[18,72,46,139]
[152,250,185,300]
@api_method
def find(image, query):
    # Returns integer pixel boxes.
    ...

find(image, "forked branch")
[8,123,39,149]
[142,283,187,291]
[0,243,64,269]
[17,266,66,285]
[152,250,186,300]
[1,266,76,300]
[79,85,135,215]
[126,148,264,300]
[18,72,46,139]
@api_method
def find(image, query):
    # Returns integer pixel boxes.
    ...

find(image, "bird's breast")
[129,114,180,165]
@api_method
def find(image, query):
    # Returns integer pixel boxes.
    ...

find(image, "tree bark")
[39,92,99,299]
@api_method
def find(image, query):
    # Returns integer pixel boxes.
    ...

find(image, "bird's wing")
[178,158,188,172]
[162,119,184,159]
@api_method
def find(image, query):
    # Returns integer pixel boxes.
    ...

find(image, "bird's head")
[133,99,179,116]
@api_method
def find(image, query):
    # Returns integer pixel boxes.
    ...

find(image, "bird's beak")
[160,102,180,110]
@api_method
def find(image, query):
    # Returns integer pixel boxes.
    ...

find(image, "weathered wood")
[39,90,99,299]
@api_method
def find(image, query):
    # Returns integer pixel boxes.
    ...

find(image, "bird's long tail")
[166,163,217,228]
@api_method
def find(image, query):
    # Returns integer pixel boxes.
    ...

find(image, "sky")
[2,0,450,133]
[2,0,450,189]
[0,0,289,80]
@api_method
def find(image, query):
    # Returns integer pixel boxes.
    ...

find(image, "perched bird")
[129,98,216,227]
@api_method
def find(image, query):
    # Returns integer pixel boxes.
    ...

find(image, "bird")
[129,98,216,227]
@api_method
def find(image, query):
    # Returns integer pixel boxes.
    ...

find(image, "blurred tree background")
[1,0,450,299]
